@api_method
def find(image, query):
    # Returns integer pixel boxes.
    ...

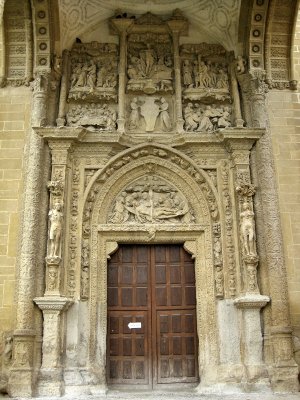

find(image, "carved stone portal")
[8,7,299,398]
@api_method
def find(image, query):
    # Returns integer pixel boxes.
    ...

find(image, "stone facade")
[0,0,299,397]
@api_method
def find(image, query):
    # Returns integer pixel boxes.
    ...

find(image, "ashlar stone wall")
[0,86,32,352]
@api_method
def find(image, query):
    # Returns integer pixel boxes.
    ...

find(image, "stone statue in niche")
[240,201,256,256]
[108,176,195,224]
[66,103,117,130]
[127,96,172,132]
[127,38,173,94]
[68,42,118,102]
[183,103,231,132]
[180,43,231,102]
[48,202,63,258]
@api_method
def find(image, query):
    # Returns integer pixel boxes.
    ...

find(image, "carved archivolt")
[79,144,222,301]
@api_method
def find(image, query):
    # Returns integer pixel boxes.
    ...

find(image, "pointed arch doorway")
[106,244,199,389]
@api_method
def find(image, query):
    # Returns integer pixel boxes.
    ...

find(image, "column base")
[36,368,64,397]
[64,367,105,395]
[8,368,34,398]
[269,363,299,392]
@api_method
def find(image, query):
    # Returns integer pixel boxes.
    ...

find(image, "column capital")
[34,296,73,312]
[234,294,270,309]
[110,18,134,35]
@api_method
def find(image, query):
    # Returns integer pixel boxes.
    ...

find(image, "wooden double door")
[107,245,199,388]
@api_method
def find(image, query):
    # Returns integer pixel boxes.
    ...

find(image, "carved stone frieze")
[66,103,117,131]
[183,103,232,133]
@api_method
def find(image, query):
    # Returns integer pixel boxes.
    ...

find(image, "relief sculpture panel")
[180,43,233,133]
[126,30,173,94]
[108,175,195,224]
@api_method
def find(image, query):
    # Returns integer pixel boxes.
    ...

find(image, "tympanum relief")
[108,176,195,224]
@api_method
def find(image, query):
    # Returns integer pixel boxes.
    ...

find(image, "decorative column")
[238,68,299,392]
[34,139,73,396]
[230,56,245,128]
[110,17,134,133]
[56,50,70,127]
[8,72,51,397]
[167,12,187,134]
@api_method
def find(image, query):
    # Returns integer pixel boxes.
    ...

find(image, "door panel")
[107,245,199,387]
[108,310,150,384]
[156,310,198,384]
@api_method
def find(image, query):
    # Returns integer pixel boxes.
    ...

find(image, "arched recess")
[76,143,221,384]
[0,0,56,86]
[241,0,298,89]
[2,0,33,85]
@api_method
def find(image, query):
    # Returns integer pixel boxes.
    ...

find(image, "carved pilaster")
[46,140,73,296]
